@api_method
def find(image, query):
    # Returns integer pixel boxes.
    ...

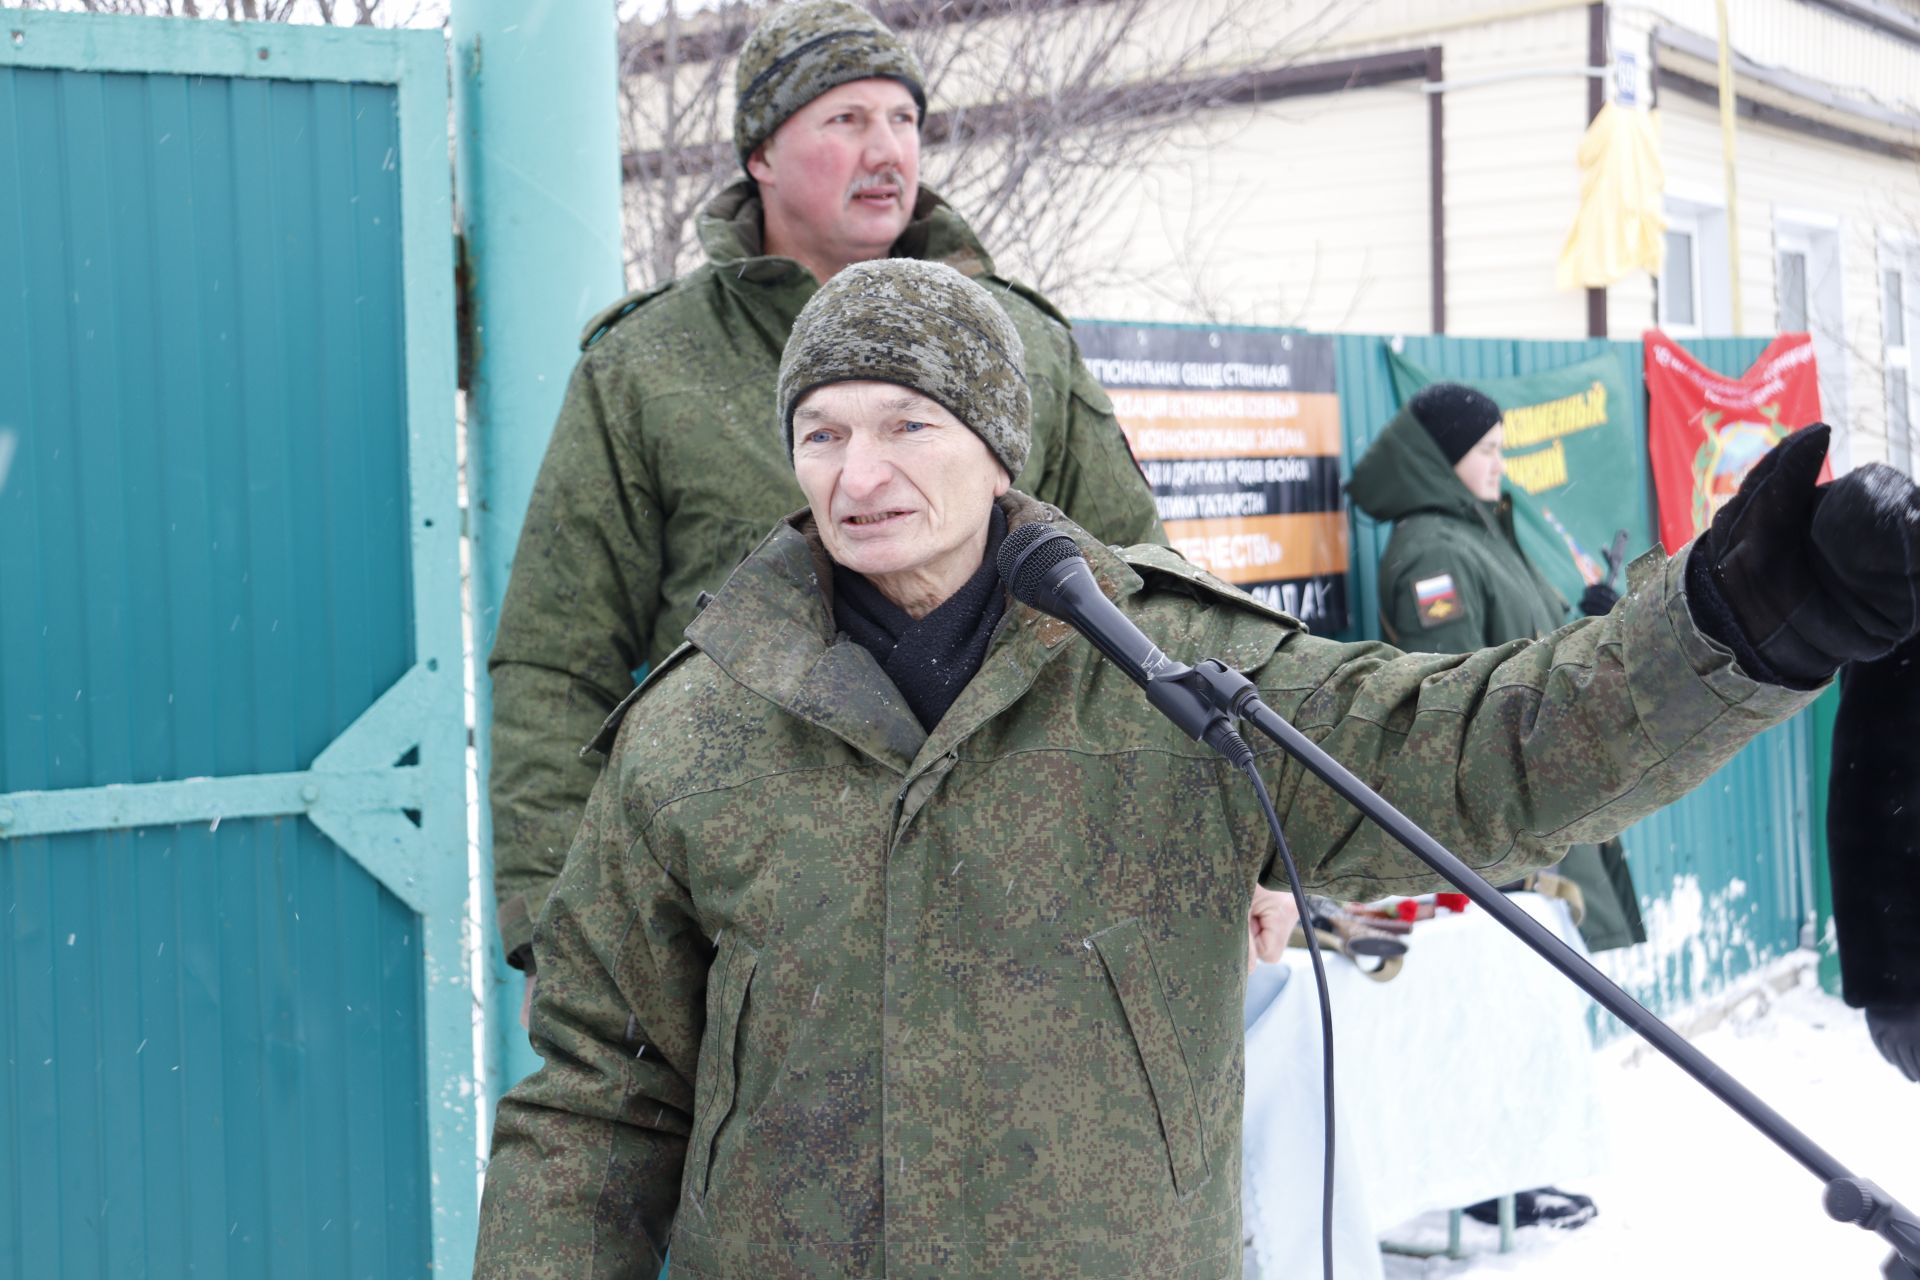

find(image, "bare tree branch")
[619,0,752,285]
[25,0,1358,315]
[617,0,1356,303]
[905,0,1353,300]
[10,0,430,27]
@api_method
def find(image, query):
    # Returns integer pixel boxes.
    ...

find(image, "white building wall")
[1060,3,1599,336]
[615,0,1919,392]
[1648,88,1920,468]
[1632,0,1920,115]
[1434,6,1593,338]
[1067,0,1920,350]
[1054,88,1434,333]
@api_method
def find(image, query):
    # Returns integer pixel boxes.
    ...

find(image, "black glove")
[1686,425,1920,685]
[1578,583,1620,617]
[1868,1006,1920,1083]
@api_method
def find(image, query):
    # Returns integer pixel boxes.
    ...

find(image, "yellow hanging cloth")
[1557,100,1668,290]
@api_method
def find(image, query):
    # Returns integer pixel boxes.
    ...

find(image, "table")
[1240,893,1606,1279]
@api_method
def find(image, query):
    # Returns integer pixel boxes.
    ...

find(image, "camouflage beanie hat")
[734,0,927,169]
[779,259,1031,478]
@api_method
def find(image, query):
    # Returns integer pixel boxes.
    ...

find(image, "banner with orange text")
[1078,323,1349,632]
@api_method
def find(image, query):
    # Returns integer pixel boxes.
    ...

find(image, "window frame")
[1772,208,1849,446]
[1886,246,1917,476]
[1660,191,1732,336]
[1660,211,1704,336]
[1776,235,1810,336]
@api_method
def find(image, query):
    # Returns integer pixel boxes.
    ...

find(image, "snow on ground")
[1379,970,1920,1277]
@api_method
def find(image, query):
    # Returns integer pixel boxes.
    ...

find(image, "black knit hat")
[1409,382,1502,465]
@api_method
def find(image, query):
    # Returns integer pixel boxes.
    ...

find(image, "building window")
[1777,249,1808,333]
[1888,266,1907,347]
[1663,227,1698,329]
[1660,199,1730,335]
[1889,264,1913,475]
[1893,366,1912,475]
[1774,218,1847,431]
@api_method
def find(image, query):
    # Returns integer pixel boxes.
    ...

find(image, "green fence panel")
[1598,338,1815,1033]
[1078,319,1808,1025]
[1331,331,1817,1033]
[1806,685,1842,996]
[0,13,467,1276]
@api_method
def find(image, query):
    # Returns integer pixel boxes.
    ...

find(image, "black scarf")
[832,506,1008,731]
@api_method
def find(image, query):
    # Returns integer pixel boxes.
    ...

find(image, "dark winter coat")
[1347,404,1567,651]
[1348,404,1644,951]
[472,490,1817,1279]
[1829,633,1920,1008]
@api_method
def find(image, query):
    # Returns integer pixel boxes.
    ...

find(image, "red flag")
[1644,331,1826,553]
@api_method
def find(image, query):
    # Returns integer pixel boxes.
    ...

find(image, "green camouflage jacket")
[488,182,1164,962]
[475,490,1815,1279]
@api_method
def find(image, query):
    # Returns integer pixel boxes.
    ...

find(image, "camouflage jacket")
[474,491,1815,1279]
[488,183,1165,962]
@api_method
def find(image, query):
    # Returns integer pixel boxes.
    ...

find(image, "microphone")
[997,522,1251,764]
[998,522,1181,688]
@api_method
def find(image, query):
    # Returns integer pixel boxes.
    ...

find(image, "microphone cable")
[997,522,1338,1274]
[1233,735,1338,1280]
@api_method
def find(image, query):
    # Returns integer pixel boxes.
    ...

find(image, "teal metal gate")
[0,13,469,1276]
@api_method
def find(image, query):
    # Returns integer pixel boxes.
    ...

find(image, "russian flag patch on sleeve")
[1413,573,1461,627]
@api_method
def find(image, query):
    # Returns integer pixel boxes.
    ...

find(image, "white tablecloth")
[1240,893,1606,1280]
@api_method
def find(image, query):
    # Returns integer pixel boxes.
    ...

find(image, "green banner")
[1387,348,1644,610]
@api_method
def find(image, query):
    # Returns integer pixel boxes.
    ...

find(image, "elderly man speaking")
[474,261,1920,1279]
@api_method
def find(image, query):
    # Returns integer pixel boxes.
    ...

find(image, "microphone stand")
[1157,654,1920,1276]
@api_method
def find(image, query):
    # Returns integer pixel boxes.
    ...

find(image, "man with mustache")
[487,0,1165,1012]
[472,258,1920,1278]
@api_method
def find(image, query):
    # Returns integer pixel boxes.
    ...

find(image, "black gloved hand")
[1578,583,1620,617]
[1867,1006,1920,1082]
[1686,425,1920,685]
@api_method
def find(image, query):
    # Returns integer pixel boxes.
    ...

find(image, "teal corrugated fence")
[0,13,466,1276]
[1330,332,1813,1035]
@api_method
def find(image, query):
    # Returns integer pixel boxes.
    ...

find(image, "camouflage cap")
[779,259,1031,477]
[734,0,927,169]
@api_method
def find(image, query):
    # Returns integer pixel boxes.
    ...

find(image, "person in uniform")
[473,258,1920,1278]
[487,0,1164,1010]
[1349,382,1646,956]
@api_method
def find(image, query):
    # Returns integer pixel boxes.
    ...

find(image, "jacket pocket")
[686,934,758,1204]
[1088,918,1210,1197]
